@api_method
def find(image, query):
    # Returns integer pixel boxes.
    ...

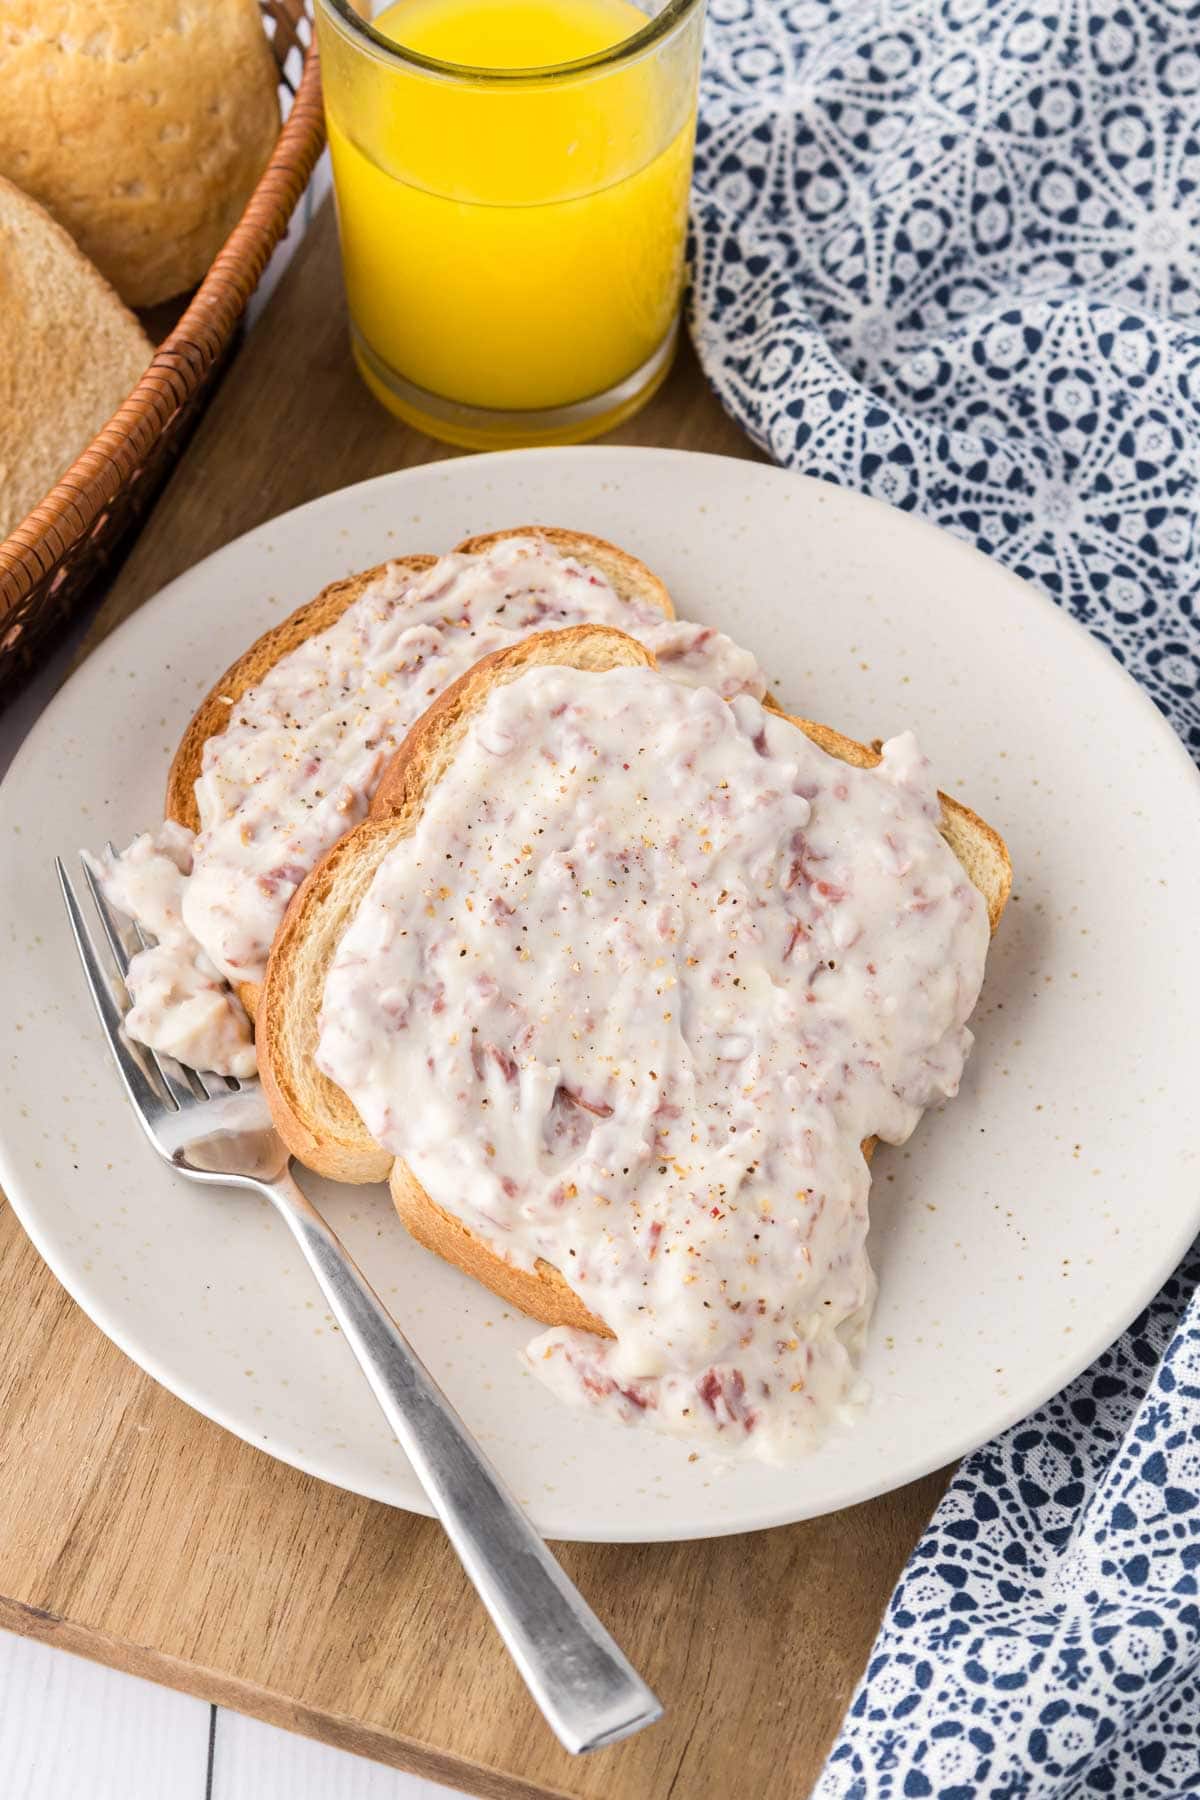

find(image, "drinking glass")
[315,0,708,447]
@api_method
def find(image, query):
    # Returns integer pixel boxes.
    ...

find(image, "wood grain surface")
[0,202,951,1800]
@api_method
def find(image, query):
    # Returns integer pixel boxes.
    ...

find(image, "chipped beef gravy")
[96,538,765,1074]
[316,663,990,1459]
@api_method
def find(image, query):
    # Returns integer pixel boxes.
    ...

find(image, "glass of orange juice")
[315,0,707,448]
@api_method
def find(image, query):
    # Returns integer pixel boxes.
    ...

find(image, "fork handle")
[262,1168,662,1755]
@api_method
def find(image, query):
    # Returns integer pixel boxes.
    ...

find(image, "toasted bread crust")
[166,527,674,829]
[389,1162,615,1337]
[258,625,656,1185]
[796,718,1012,933]
[390,1134,877,1340]
[164,556,436,835]
[167,528,676,1019]
[454,525,675,623]
[259,626,1013,1344]
[162,556,433,1023]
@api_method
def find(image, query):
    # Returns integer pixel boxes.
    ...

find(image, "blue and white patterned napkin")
[689,3,1200,1792]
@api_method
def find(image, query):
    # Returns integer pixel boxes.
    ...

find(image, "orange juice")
[317,0,704,445]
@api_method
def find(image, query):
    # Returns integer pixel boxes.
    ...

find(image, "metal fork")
[57,853,662,1756]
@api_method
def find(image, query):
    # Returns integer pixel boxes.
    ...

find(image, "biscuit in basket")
[0,0,281,307]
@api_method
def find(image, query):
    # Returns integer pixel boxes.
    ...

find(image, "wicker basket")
[0,0,325,698]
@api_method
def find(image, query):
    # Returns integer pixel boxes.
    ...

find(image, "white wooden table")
[0,152,470,1800]
[0,1632,467,1800]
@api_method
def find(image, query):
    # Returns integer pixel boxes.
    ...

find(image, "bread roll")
[0,0,281,307]
[0,176,151,543]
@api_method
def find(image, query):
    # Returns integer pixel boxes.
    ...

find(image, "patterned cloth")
[688,3,1200,1793]
[689,0,1200,755]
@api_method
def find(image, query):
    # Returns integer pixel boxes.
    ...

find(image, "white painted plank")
[0,1628,211,1800]
[212,1706,474,1800]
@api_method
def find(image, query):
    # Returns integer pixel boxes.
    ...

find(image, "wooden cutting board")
[0,203,951,1800]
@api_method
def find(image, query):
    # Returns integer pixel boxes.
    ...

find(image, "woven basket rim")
[0,19,325,620]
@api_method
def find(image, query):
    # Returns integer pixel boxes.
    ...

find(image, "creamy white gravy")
[87,823,256,1078]
[98,538,765,1074]
[317,665,989,1460]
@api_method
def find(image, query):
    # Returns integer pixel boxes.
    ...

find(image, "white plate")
[3,448,1199,1543]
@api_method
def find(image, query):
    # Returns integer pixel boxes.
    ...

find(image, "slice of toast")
[165,528,676,1019]
[0,174,152,543]
[258,625,1012,1339]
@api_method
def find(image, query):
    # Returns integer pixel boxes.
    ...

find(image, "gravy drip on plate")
[318,665,990,1460]
[97,538,765,1074]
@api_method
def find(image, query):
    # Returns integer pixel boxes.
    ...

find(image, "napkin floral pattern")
[689,1,1200,1792]
[819,1250,1200,1798]
[689,0,1200,756]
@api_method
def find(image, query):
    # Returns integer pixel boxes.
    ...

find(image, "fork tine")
[79,853,136,979]
[105,841,155,959]
[83,854,213,1107]
[101,841,243,1101]
[194,1066,242,1100]
[56,858,175,1128]
[155,1047,215,1106]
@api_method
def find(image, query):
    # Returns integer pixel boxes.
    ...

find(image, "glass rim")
[315,0,703,83]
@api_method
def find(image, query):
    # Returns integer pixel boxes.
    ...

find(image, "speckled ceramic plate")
[3,448,1199,1542]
